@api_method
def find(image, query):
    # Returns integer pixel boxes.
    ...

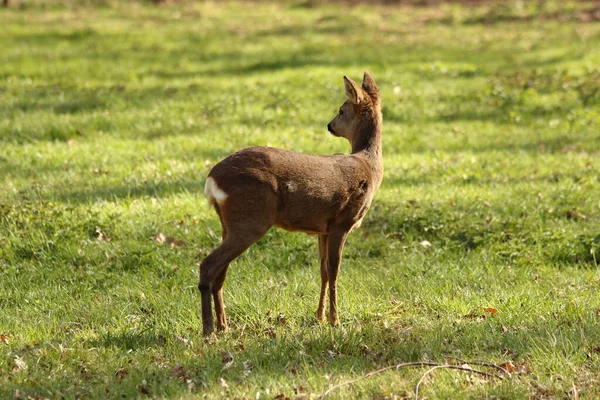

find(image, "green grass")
[1,0,600,398]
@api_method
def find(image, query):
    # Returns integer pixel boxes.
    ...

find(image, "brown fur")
[199,72,383,335]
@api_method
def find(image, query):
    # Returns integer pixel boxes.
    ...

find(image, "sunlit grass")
[1,1,599,398]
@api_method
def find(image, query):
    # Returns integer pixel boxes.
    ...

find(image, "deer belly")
[275,218,328,235]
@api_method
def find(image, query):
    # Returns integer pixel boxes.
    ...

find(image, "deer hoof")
[216,322,228,332]
[202,324,215,336]
[316,309,326,323]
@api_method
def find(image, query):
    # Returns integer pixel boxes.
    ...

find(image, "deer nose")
[327,123,334,134]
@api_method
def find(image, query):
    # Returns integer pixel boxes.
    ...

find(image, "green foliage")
[1,1,599,398]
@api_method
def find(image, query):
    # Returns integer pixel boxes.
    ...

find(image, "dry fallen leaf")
[222,351,234,364]
[589,345,600,354]
[502,348,516,357]
[243,360,253,373]
[517,361,532,374]
[419,240,432,248]
[78,361,88,376]
[463,313,485,320]
[293,386,306,395]
[262,327,276,338]
[166,237,185,248]
[115,368,128,379]
[153,232,167,243]
[137,380,150,395]
[187,380,196,392]
[286,364,298,375]
[171,363,190,382]
[360,344,372,356]
[220,378,229,389]
[326,349,338,359]
[1,335,8,345]
[175,335,191,347]
[153,232,185,248]
[94,228,110,241]
[499,360,517,373]
[277,312,287,325]
[483,307,498,314]
[567,209,586,220]
[149,355,168,368]
[13,355,27,372]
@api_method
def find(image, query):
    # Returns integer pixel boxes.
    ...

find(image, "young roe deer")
[200,72,383,335]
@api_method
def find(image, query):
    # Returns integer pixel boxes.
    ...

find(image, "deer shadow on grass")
[6,94,108,116]
[48,177,208,204]
[5,145,229,204]
[86,329,169,351]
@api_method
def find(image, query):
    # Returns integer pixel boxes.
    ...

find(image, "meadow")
[1,0,600,398]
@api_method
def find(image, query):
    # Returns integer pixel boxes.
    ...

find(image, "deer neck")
[351,110,382,163]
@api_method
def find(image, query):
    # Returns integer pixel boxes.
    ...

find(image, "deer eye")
[339,110,344,115]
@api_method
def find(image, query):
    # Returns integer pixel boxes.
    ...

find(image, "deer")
[199,71,383,335]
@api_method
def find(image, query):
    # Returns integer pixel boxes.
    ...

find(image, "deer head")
[327,71,381,152]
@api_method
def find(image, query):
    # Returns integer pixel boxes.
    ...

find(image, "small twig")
[318,362,438,399]
[318,359,505,399]
[452,357,510,374]
[415,365,502,400]
[238,322,247,340]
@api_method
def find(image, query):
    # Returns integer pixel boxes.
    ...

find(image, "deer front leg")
[316,234,329,322]
[327,231,348,327]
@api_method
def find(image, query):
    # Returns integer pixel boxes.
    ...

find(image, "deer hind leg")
[199,192,275,335]
[327,231,348,327]
[199,237,250,335]
[316,234,329,323]
[200,230,271,335]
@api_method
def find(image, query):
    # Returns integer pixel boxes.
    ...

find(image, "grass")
[1,0,600,398]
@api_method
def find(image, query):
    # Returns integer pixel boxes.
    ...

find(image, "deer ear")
[362,71,379,101]
[343,76,363,105]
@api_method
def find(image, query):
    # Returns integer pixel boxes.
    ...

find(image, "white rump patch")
[204,177,228,205]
